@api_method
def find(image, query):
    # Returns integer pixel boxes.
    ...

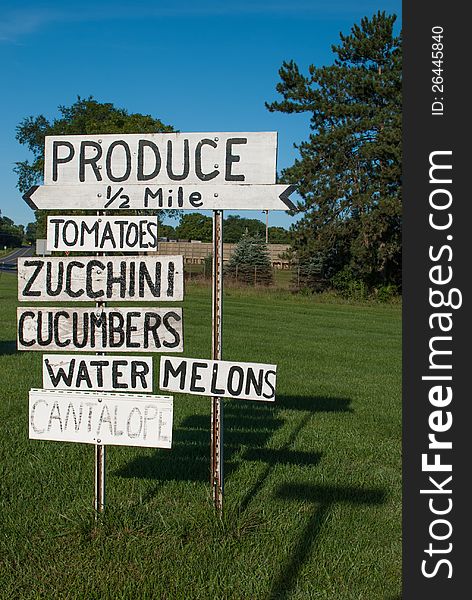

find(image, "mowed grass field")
[0,271,401,599]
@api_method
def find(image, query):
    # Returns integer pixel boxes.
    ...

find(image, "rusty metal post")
[94,432,106,516]
[211,210,223,513]
[94,212,106,518]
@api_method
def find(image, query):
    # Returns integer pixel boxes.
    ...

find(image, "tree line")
[14,11,401,294]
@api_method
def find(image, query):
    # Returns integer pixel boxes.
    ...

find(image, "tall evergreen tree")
[225,234,273,285]
[266,11,402,290]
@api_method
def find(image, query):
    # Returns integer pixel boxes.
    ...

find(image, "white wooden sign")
[43,132,277,186]
[159,357,277,401]
[29,389,173,448]
[18,256,184,302]
[42,354,153,392]
[24,183,295,211]
[18,307,183,352]
[46,216,159,252]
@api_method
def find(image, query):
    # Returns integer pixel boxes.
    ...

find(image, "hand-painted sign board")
[18,256,184,302]
[29,389,173,448]
[159,356,277,402]
[43,132,277,186]
[46,216,159,252]
[24,183,295,211]
[18,307,183,353]
[42,354,153,392]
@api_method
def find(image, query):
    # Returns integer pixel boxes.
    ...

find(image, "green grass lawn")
[0,271,401,599]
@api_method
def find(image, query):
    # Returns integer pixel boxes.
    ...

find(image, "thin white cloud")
[0,1,400,42]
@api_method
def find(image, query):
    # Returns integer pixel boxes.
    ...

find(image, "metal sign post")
[95,210,105,518]
[211,210,223,513]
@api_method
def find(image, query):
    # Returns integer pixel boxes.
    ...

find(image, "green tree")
[224,233,273,285]
[267,226,291,244]
[158,224,176,240]
[0,215,25,248]
[15,96,176,237]
[24,221,37,244]
[266,11,402,291]
[223,215,265,243]
[175,213,212,241]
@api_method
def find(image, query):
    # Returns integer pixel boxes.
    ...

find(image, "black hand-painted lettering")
[80,220,99,247]
[90,311,108,348]
[167,262,175,297]
[147,221,158,249]
[89,360,109,387]
[79,141,102,182]
[139,261,161,298]
[45,358,75,387]
[131,361,150,389]
[72,312,89,348]
[245,367,264,397]
[138,140,161,181]
[144,187,163,208]
[22,260,43,297]
[106,261,126,299]
[195,138,219,181]
[101,221,117,249]
[18,311,36,347]
[75,361,93,388]
[225,138,247,181]
[65,261,85,298]
[106,140,131,182]
[144,312,161,348]
[112,360,128,388]
[49,218,65,249]
[126,312,140,348]
[104,186,124,208]
[227,366,244,396]
[262,370,276,399]
[46,261,64,296]
[86,260,105,298]
[162,359,187,389]
[190,362,207,392]
[53,311,70,347]
[210,363,225,395]
[108,312,124,348]
[52,141,74,182]
[166,139,190,181]
[63,220,79,247]
[189,192,203,207]
[162,311,181,348]
[37,310,54,346]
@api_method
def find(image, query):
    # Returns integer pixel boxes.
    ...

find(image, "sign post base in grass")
[211,210,223,514]
[94,443,105,516]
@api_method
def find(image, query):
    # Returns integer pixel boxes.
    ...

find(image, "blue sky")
[0,0,401,230]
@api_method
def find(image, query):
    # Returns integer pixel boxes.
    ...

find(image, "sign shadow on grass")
[268,483,386,600]
[115,394,352,492]
[236,394,352,513]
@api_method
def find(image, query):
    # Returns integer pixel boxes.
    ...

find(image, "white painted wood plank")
[18,307,183,352]
[29,389,173,448]
[42,354,153,392]
[159,357,277,401]
[44,132,277,186]
[26,183,295,211]
[46,216,159,252]
[18,256,184,302]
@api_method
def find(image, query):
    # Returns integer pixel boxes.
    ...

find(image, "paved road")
[0,246,34,271]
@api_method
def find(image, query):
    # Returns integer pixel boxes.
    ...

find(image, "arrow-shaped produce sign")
[23,183,296,211]
[23,131,296,212]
